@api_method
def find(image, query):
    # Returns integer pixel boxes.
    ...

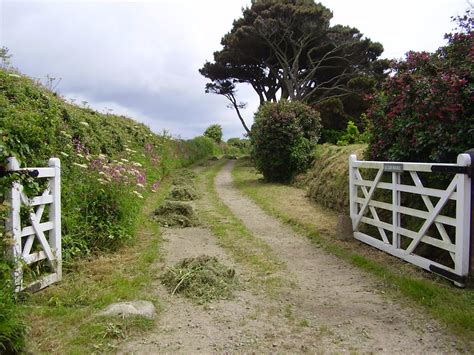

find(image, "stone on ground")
[99,301,156,319]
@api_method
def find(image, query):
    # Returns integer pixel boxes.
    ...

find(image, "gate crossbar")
[349,153,472,287]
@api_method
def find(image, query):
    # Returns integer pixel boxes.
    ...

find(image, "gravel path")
[212,160,459,353]
[119,160,462,354]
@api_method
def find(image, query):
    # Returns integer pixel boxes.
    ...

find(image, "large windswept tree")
[200,0,386,134]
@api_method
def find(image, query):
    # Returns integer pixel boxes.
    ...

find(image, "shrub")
[227,138,250,151]
[175,136,220,165]
[336,119,369,146]
[203,124,223,144]
[251,100,322,182]
[367,14,473,162]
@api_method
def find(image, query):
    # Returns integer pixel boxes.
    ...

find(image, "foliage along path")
[120,160,460,353]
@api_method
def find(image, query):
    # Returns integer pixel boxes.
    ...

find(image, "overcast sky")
[0,0,470,139]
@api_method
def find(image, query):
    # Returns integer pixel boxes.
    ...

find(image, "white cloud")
[1,0,469,139]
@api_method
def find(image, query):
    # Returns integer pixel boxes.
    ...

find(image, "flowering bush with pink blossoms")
[367,13,473,162]
[0,68,218,262]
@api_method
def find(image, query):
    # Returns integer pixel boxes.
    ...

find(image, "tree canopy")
[200,0,386,134]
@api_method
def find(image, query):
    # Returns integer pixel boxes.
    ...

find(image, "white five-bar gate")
[349,153,472,287]
[5,157,61,292]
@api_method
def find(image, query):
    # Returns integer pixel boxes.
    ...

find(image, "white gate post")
[48,157,62,281]
[455,153,471,286]
[349,154,358,231]
[6,157,23,291]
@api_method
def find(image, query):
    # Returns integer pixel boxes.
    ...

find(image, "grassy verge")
[232,158,474,345]
[195,160,287,296]
[22,178,173,354]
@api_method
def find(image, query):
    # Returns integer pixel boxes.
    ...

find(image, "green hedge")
[0,69,217,352]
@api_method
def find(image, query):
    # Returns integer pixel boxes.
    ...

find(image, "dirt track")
[120,160,461,353]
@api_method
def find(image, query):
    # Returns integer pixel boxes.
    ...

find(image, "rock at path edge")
[99,301,156,319]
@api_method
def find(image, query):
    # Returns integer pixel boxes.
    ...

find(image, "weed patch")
[160,255,237,304]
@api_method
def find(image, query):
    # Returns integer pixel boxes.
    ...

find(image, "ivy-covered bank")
[0,68,219,352]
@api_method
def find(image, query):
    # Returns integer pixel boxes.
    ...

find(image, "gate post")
[455,152,472,287]
[6,157,23,291]
[349,154,358,232]
[48,157,62,281]
[464,149,474,282]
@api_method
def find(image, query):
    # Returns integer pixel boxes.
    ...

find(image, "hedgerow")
[0,68,217,352]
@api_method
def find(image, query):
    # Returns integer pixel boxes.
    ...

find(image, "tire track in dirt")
[214,160,461,353]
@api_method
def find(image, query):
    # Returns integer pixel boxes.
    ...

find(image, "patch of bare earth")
[119,161,463,353]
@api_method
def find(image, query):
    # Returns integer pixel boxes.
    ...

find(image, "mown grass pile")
[160,255,237,304]
[0,68,218,352]
[154,168,200,227]
[169,184,199,201]
[153,200,199,228]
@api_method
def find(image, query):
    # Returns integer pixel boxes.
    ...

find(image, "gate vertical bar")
[454,153,471,287]
[6,157,23,291]
[392,172,401,248]
[349,155,358,231]
[48,158,62,281]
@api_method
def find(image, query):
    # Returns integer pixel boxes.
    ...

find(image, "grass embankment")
[196,160,287,296]
[295,143,366,212]
[22,177,174,353]
[232,158,474,345]
[0,68,219,352]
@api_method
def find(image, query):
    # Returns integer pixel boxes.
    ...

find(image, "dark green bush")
[251,100,321,182]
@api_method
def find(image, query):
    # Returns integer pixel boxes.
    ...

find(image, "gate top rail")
[350,153,472,174]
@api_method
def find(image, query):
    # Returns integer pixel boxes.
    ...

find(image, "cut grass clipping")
[172,169,197,186]
[168,184,199,201]
[153,200,199,228]
[160,255,237,304]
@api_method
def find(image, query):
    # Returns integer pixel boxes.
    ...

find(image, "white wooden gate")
[5,157,61,292]
[349,153,472,287]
